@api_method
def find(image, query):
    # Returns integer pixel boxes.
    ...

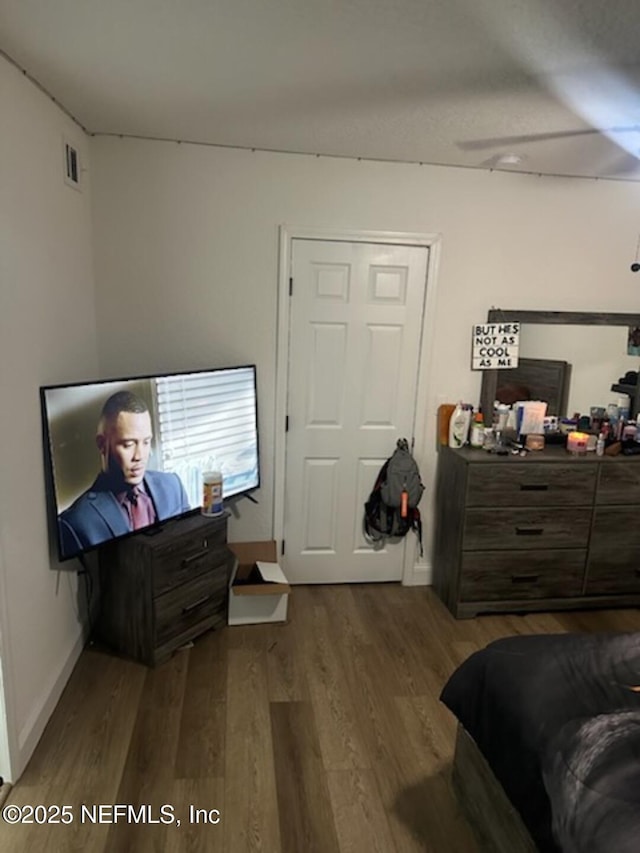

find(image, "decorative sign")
[472,321,520,370]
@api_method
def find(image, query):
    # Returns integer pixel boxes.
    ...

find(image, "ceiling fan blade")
[458,127,602,151]
[479,154,522,169]
[459,125,640,152]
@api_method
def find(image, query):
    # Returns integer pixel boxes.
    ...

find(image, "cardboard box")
[227,540,291,625]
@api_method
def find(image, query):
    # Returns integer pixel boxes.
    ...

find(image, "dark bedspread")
[440,632,640,853]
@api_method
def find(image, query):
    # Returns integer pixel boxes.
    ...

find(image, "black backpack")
[363,438,424,555]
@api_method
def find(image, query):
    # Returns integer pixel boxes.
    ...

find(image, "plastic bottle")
[202,468,224,516]
[596,433,605,457]
[496,403,510,432]
[618,395,630,422]
[469,410,485,448]
[449,402,471,448]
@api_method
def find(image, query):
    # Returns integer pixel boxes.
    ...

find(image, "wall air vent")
[63,140,81,190]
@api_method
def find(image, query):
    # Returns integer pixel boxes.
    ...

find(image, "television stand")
[97,512,233,666]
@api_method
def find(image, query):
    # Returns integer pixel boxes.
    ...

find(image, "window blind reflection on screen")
[154,366,259,507]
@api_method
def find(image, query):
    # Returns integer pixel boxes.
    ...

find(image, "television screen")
[41,365,260,561]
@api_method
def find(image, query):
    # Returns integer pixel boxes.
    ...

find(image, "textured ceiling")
[3,0,640,179]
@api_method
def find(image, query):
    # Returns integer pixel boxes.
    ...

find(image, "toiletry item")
[618,395,630,421]
[559,418,578,435]
[596,433,605,456]
[483,427,495,450]
[492,402,510,449]
[470,410,485,448]
[496,403,509,432]
[448,402,471,448]
[590,406,605,434]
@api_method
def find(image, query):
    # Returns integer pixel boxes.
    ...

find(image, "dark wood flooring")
[2,585,640,852]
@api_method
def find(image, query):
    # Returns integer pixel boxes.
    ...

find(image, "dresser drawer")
[466,463,596,507]
[596,462,640,505]
[590,507,640,548]
[460,550,585,601]
[154,563,229,649]
[586,547,640,595]
[152,523,228,595]
[463,507,591,550]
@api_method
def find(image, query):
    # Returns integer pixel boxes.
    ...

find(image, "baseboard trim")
[403,562,432,586]
[14,631,85,779]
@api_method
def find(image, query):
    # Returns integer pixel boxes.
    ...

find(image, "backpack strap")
[412,508,424,557]
[373,458,390,489]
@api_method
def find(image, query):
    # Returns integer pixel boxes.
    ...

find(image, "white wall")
[91,137,640,569]
[4,70,640,780]
[0,56,98,780]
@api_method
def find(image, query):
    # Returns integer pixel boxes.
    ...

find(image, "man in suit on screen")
[58,390,190,559]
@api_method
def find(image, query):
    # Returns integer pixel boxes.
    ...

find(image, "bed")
[440,632,640,853]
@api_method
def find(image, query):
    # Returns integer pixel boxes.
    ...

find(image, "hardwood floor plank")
[301,597,371,772]
[449,640,479,667]
[326,769,396,853]
[3,586,640,853]
[223,647,281,853]
[392,767,481,853]
[0,650,146,853]
[270,701,341,853]
[103,652,189,852]
[352,585,436,697]
[164,778,225,853]
[17,649,146,790]
[396,694,457,770]
[314,586,373,647]
[265,601,311,703]
[174,629,228,779]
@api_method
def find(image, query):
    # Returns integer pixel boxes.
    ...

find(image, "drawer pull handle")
[515,526,544,536]
[511,575,539,584]
[181,548,209,567]
[519,484,548,491]
[182,595,212,615]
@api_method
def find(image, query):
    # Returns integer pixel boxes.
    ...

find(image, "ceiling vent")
[63,139,81,190]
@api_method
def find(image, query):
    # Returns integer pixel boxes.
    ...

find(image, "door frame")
[0,539,16,783]
[274,226,442,586]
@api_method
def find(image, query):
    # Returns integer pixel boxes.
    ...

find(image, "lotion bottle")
[449,402,471,448]
[470,410,485,448]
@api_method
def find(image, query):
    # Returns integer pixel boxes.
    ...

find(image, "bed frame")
[451,724,539,853]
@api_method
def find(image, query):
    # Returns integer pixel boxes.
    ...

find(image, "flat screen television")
[41,365,260,562]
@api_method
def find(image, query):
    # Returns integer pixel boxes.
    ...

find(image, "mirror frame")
[479,309,640,421]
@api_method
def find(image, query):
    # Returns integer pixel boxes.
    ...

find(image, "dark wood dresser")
[97,512,234,665]
[433,445,640,618]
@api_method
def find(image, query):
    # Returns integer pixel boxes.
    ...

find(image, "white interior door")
[282,238,429,583]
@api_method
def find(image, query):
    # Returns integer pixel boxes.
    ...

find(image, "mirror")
[480,310,640,422]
